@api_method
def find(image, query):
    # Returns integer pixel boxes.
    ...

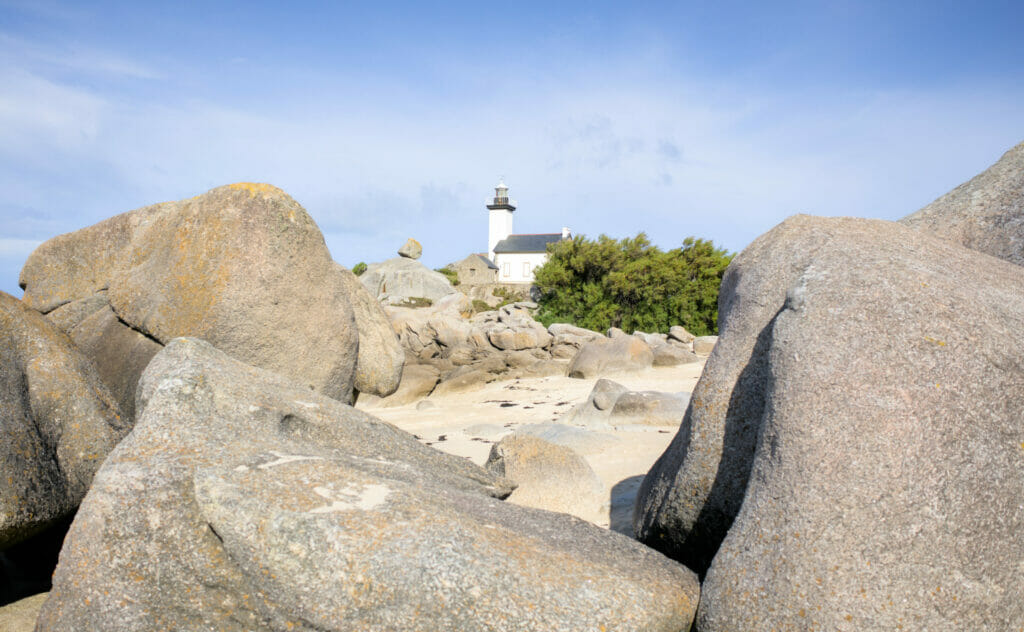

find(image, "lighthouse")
[486,179,516,263]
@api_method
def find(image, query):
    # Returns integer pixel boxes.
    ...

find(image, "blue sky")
[2,1,1023,297]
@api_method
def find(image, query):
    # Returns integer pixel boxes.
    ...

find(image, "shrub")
[395,296,433,308]
[435,266,460,286]
[533,233,732,336]
[352,262,367,276]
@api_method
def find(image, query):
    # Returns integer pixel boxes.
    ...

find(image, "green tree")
[533,233,732,336]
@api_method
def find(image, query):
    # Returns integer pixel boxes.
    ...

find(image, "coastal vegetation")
[533,233,732,336]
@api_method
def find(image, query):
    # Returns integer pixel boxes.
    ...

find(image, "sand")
[358,360,705,534]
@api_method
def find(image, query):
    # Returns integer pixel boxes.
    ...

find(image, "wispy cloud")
[0,32,162,79]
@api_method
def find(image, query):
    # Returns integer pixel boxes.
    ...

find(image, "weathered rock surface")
[19,183,382,404]
[691,336,717,355]
[901,140,1024,266]
[516,423,622,456]
[634,215,1024,629]
[0,291,127,548]
[485,434,606,523]
[335,264,404,397]
[563,379,630,428]
[609,390,688,426]
[567,335,654,378]
[360,257,457,305]
[40,338,699,631]
[397,238,422,259]
[47,296,161,423]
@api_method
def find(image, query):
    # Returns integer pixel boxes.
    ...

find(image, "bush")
[352,262,367,276]
[471,299,492,313]
[533,233,732,336]
[435,265,460,286]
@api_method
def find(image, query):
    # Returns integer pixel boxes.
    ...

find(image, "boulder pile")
[366,300,702,406]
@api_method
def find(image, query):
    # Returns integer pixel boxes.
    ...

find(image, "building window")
[503,263,510,277]
[523,262,531,277]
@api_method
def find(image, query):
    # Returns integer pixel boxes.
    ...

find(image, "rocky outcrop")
[901,140,1024,266]
[39,338,699,631]
[567,335,654,378]
[635,215,1024,629]
[397,238,422,259]
[565,379,688,428]
[359,257,456,305]
[485,434,606,523]
[19,184,400,408]
[0,291,127,548]
[692,335,717,355]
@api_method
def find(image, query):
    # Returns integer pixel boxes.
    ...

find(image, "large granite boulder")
[360,257,457,305]
[39,338,699,631]
[634,215,854,573]
[609,390,688,426]
[638,215,1024,628]
[18,184,399,405]
[0,291,127,548]
[567,335,654,378]
[900,140,1024,266]
[485,434,606,523]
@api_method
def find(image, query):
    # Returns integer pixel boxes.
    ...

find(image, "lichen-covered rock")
[567,336,653,378]
[20,183,365,403]
[40,338,699,631]
[0,291,127,547]
[901,140,1024,266]
[485,434,606,523]
[397,238,422,259]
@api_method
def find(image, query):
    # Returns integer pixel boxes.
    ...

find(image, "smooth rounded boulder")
[567,335,654,378]
[485,433,606,523]
[0,291,127,547]
[39,338,699,631]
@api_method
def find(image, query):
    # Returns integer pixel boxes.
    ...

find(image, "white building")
[486,180,570,284]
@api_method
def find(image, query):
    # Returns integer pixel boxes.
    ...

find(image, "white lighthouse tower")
[486,179,516,263]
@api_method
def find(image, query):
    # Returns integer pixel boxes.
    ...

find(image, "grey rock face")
[567,336,654,378]
[0,292,127,548]
[335,264,403,398]
[47,297,161,423]
[20,183,364,404]
[698,216,1024,629]
[397,238,422,259]
[360,257,457,305]
[635,215,881,574]
[516,423,622,456]
[485,434,606,523]
[901,140,1024,266]
[563,379,630,428]
[40,338,699,631]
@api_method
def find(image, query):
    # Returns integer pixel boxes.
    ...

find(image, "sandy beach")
[358,359,705,533]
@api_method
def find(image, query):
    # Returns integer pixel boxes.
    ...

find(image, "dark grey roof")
[493,234,562,254]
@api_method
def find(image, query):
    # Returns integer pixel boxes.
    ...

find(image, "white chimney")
[561,226,571,239]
